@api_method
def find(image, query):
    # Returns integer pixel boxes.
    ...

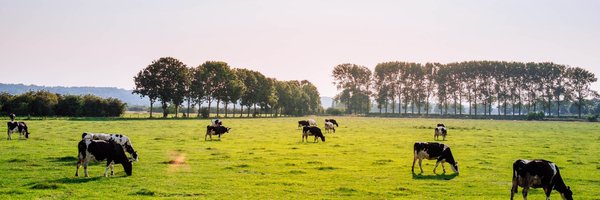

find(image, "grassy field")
[1,117,599,199]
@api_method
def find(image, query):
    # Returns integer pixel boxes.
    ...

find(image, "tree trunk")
[216,99,221,117]
[149,100,154,118]
[162,102,168,118]
[225,102,229,118]
[175,105,179,118]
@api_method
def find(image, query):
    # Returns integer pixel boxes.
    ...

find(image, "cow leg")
[75,160,81,176]
[522,187,529,200]
[104,161,111,177]
[441,162,446,173]
[411,157,416,173]
[84,162,89,177]
[218,134,221,141]
[110,161,115,176]
[418,159,424,174]
[510,179,518,200]
[543,187,552,200]
[433,161,439,174]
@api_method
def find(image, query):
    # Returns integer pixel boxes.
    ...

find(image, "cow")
[76,139,133,177]
[205,126,231,140]
[325,119,339,127]
[7,121,29,140]
[434,124,447,141]
[308,119,317,127]
[511,159,573,200]
[324,122,336,133]
[412,142,459,174]
[81,133,138,162]
[298,120,310,129]
[302,126,325,143]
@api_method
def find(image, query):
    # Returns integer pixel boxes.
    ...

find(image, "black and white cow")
[325,119,339,127]
[82,133,138,162]
[511,159,573,200]
[434,123,447,141]
[297,120,310,129]
[412,142,459,174]
[76,139,132,177]
[302,126,325,143]
[324,122,336,133]
[7,121,29,140]
[205,126,231,140]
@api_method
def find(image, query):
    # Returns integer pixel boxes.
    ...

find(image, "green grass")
[1,117,599,199]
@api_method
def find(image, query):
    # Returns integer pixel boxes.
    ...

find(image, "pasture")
[1,117,599,199]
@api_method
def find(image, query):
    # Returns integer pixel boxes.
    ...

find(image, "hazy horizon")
[1,0,599,97]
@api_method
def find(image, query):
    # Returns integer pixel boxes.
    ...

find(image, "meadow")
[1,117,599,199]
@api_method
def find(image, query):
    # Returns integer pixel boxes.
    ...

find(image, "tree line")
[0,91,126,117]
[133,57,322,118]
[333,61,598,118]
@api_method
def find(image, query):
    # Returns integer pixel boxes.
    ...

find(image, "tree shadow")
[412,172,458,180]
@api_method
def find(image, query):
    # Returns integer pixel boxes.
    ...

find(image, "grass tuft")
[336,187,357,193]
[7,158,26,163]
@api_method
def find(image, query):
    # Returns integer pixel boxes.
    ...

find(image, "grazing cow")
[325,119,339,127]
[412,142,459,174]
[302,126,325,142]
[434,124,447,141]
[308,119,317,127]
[324,122,336,133]
[7,121,29,140]
[298,120,310,129]
[81,133,138,162]
[211,119,223,127]
[76,139,132,177]
[511,159,573,200]
[205,126,231,140]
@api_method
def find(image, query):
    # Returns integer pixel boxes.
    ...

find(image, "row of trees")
[333,61,598,118]
[133,57,322,118]
[0,91,126,117]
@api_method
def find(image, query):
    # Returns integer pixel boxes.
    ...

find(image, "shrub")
[199,108,210,118]
[326,108,343,116]
[586,114,599,122]
[526,112,545,120]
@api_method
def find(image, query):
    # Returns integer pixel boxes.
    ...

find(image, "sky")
[1,0,599,97]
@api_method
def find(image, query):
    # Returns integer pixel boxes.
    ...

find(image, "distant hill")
[0,83,148,106]
[1,83,333,109]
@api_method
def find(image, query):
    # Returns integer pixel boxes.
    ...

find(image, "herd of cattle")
[5,115,574,199]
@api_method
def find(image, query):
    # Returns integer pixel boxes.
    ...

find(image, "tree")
[332,63,372,114]
[55,95,82,116]
[199,61,234,117]
[567,67,598,118]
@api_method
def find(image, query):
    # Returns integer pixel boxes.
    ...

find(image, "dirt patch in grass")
[30,183,61,190]
[373,159,394,165]
[317,166,337,170]
[7,158,27,163]
[131,188,155,196]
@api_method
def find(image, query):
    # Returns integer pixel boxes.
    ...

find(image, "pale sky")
[1,0,599,97]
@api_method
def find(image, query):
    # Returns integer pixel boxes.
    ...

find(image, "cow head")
[226,127,231,133]
[561,186,573,200]
[122,160,133,176]
[9,113,15,121]
[450,162,459,173]
[124,144,138,162]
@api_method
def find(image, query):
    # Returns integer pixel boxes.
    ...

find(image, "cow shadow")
[412,172,458,180]
[46,156,78,166]
[52,177,103,184]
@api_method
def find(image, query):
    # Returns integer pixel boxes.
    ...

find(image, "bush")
[526,112,545,121]
[586,114,599,122]
[326,108,343,116]
[199,108,210,118]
